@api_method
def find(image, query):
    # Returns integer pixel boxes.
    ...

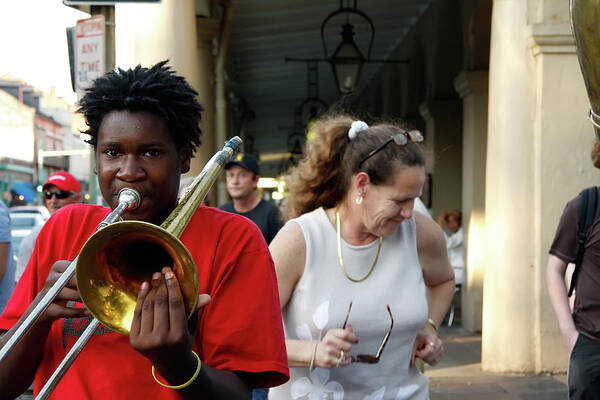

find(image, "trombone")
[0,136,242,399]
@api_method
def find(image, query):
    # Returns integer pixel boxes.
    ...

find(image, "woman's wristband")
[152,350,202,390]
[426,317,439,332]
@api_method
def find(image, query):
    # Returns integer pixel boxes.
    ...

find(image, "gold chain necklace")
[336,210,382,283]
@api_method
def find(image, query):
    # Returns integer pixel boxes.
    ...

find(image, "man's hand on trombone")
[129,266,212,387]
[39,261,90,323]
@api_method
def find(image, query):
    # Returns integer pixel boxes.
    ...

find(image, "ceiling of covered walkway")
[226,0,434,176]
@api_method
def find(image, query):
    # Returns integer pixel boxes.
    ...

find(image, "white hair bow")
[348,120,369,140]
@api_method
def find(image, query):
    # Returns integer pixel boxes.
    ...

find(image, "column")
[482,0,536,373]
[527,21,597,372]
[454,70,488,334]
[483,0,597,373]
[194,18,220,178]
[419,100,463,220]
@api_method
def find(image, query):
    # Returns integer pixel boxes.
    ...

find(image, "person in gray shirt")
[0,201,15,313]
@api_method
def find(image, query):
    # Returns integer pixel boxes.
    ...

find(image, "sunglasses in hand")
[44,190,74,200]
[342,302,394,364]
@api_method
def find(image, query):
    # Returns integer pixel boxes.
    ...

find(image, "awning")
[11,181,37,203]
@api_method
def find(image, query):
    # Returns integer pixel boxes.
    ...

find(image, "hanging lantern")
[330,23,364,94]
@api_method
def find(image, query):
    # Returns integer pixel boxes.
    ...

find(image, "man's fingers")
[140,275,160,334]
[197,294,211,308]
[56,287,82,302]
[51,260,71,273]
[163,267,187,330]
[55,306,90,319]
[130,281,149,336]
[187,294,210,334]
[67,274,78,289]
[153,272,170,332]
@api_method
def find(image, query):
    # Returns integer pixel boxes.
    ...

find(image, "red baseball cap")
[43,171,81,194]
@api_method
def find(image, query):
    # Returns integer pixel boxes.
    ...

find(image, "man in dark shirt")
[547,187,600,399]
[219,153,282,244]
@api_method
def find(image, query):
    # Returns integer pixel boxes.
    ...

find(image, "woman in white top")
[269,115,455,400]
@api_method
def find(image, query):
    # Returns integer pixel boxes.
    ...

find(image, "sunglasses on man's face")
[358,130,424,169]
[44,190,73,200]
[342,302,394,364]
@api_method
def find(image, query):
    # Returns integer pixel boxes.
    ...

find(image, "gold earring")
[355,193,363,205]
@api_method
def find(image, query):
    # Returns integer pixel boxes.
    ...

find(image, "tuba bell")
[571,0,600,138]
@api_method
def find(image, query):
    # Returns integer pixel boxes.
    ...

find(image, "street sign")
[64,1,160,4]
[74,15,105,100]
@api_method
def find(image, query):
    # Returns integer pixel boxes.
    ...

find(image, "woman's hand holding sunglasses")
[314,325,358,369]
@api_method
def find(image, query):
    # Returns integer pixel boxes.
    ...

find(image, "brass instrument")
[571,0,600,138]
[0,137,242,399]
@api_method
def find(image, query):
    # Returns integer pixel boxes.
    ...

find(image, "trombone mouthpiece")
[118,188,141,210]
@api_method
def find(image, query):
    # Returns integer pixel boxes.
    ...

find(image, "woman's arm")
[416,213,455,326]
[269,222,357,369]
[413,212,455,365]
[546,254,578,351]
[269,221,305,310]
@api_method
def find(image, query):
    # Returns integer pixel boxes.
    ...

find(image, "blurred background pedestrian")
[437,210,464,286]
[0,200,15,314]
[219,153,282,244]
[15,171,80,284]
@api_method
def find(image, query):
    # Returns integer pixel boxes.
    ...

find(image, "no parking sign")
[74,15,105,100]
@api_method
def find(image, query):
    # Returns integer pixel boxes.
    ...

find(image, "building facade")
[84,0,597,373]
[0,75,86,205]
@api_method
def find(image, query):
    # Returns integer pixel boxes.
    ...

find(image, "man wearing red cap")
[15,172,81,283]
[41,171,81,214]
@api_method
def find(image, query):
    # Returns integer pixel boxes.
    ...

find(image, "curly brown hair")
[283,114,425,221]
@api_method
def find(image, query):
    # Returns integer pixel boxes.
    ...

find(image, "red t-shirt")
[0,204,289,399]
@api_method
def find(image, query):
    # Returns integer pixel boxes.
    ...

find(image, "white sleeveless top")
[269,207,429,400]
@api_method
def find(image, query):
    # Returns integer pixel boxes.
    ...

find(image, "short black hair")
[78,60,203,154]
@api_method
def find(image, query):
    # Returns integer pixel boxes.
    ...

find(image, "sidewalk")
[426,324,568,400]
[15,324,568,400]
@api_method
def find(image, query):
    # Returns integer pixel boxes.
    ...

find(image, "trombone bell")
[76,221,199,335]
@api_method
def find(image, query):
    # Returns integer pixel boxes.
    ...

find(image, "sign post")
[74,15,105,99]
[75,14,107,204]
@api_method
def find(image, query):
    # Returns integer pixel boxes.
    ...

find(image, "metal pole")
[88,5,115,205]
[36,318,101,400]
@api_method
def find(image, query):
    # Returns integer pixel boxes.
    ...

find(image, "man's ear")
[93,148,98,175]
[180,145,192,174]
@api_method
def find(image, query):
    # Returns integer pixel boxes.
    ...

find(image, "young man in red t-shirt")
[0,61,289,399]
